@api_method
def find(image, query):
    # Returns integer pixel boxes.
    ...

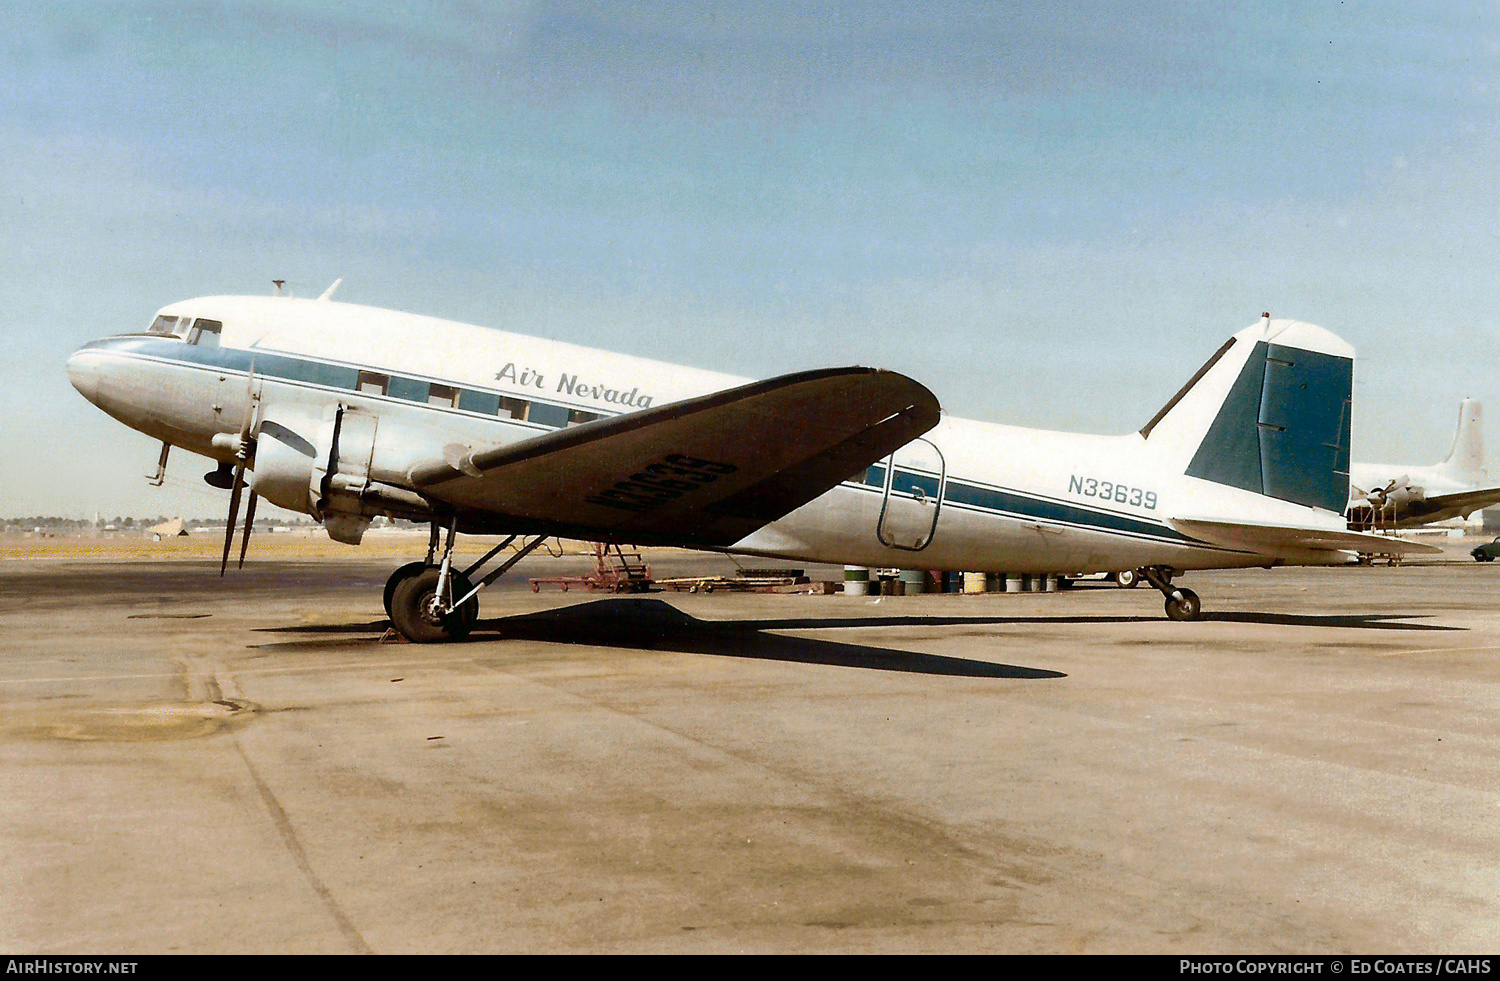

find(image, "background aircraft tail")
[1138,315,1353,514]
[1436,398,1484,485]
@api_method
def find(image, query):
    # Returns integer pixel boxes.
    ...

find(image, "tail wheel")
[1115,569,1140,588]
[384,561,432,619]
[1164,588,1202,622]
[391,568,479,643]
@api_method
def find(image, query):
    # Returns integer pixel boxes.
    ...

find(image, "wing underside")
[408,367,941,547]
[1395,487,1500,524]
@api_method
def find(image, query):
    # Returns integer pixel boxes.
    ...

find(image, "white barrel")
[844,566,870,596]
[1005,574,1022,592]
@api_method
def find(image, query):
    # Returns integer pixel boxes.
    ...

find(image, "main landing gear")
[384,519,549,643]
[1140,566,1202,622]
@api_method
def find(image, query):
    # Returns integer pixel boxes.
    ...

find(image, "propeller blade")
[220,463,245,577]
[220,364,261,576]
[237,491,257,569]
[241,362,258,436]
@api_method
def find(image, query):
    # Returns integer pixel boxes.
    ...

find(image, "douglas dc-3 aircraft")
[1347,399,1500,529]
[67,290,1436,642]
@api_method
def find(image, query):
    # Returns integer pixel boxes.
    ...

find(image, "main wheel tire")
[1115,569,1140,589]
[390,568,479,643]
[384,561,432,619]
[1164,587,1202,622]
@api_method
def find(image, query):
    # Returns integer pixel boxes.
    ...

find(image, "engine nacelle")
[248,411,321,516]
[248,402,432,544]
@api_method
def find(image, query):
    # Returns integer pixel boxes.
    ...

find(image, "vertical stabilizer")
[1141,318,1354,513]
[1437,399,1484,485]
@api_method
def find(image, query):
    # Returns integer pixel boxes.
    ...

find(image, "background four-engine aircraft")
[67,294,1437,642]
[1347,399,1500,529]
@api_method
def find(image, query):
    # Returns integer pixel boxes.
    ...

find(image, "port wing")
[408,367,940,547]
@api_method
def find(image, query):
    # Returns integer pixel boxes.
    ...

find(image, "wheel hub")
[419,591,448,625]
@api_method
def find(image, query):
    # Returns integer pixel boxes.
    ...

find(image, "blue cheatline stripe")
[942,479,1200,544]
[844,465,1227,550]
[82,336,609,429]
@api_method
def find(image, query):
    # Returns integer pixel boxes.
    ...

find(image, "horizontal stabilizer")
[409,367,941,547]
[1170,517,1442,556]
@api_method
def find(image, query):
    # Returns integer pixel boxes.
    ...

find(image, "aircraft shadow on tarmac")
[253,598,1461,677]
[466,599,1065,678]
[257,598,1064,679]
[1202,611,1460,630]
[721,611,1461,632]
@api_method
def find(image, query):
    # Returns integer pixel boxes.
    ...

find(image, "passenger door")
[876,438,945,551]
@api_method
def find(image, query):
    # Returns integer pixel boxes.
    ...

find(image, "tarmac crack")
[228,729,373,954]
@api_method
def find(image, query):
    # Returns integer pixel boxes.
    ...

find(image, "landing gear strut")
[1141,566,1202,622]
[386,519,549,643]
[383,522,442,618]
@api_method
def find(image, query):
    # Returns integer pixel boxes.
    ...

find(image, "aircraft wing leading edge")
[409,367,941,547]
[1385,486,1500,524]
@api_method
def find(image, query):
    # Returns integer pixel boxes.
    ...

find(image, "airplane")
[1346,399,1500,529]
[66,292,1437,643]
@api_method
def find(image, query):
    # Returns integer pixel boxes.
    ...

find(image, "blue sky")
[3,1,1498,517]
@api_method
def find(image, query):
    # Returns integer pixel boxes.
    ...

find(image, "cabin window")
[527,403,569,428]
[497,396,529,420]
[187,319,222,348]
[388,376,427,402]
[458,390,501,415]
[357,371,390,396]
[567,410,602,427]
[427,384,458,408]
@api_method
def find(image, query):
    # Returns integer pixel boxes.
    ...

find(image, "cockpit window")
[187,318,222,348]
[148,315,179,335]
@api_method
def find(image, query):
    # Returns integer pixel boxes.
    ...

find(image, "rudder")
[1437,399,1484,484]
[1142,317,1354,514]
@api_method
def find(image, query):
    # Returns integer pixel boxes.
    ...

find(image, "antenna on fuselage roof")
[317,278,342,302]
[272,280,285,296]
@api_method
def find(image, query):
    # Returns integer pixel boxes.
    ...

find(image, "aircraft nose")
[67,347,102,404]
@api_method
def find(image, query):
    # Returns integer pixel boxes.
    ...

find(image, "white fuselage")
[1349,462,1473,502]
[68,296,1358,574]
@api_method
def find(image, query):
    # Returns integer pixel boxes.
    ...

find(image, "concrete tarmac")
[3,546,1499,953]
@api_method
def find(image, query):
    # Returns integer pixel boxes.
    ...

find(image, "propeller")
[220,367,260,576]
[1365,475,1427,511]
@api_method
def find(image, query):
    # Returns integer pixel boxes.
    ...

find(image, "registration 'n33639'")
[1069,475,1157,509]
